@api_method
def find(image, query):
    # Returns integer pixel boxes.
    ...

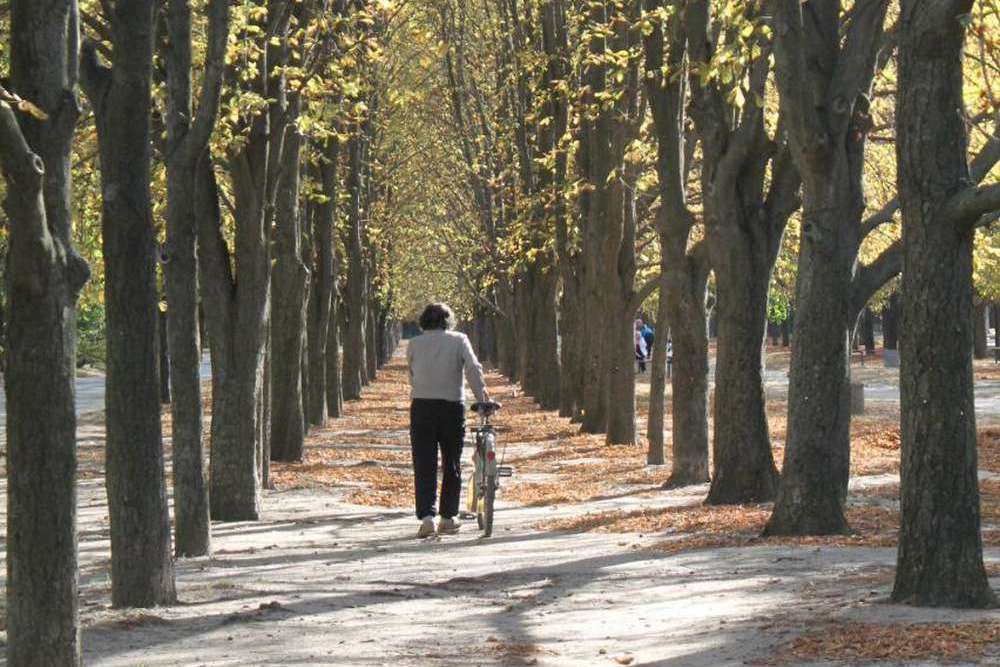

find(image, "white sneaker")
[416,517,436,538]
[437,517,460,535]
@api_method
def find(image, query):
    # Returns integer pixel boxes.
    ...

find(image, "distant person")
[635,319,648,373]
[406,303,490,538]
[641,322,655,354]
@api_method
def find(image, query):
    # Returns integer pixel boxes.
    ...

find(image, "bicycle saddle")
[471,401,502,414]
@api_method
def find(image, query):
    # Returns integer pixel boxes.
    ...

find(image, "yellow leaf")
[17,99,48,121]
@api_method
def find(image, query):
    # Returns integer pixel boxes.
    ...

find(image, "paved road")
[754,364,1000,420]
[0,355,212,442]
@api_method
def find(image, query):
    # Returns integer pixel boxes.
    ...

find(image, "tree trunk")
[664,259,711,486]
[767,0,888,535]
[2,1,90,658]
[706,239,779,504]
[529,266,561,410]
[158,308,171,404]
[270,102,307,462]
[862,307,876,353]
[196,151,266,521]
[974,300,988,359]
[80,4,176,607]
[883,293,899,350]
[606,305,636,445]
[261,330,272,488]
[365,300,378,382]
[342,133,367,400]
[765,198,856,533]
[646,270,670,465]
[307,137,339,426]
[326,291,344,418]
[892,0,995,607]
[198,0,291,520]
[640,2,710,483]
[161,0,226,558]
[557,277,584,420]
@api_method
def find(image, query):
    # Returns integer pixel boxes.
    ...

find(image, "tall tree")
[891,0,1000,607]
[80,0,176,606]
[342,127,370,399]
[198,0,294,520]
[641,0,712,481]
[765,0,889,533]
[162,0,231,557]
[577,0,644,444]
[270,3,312,461]
[1,0,90,660]
[308,134,341,424]
[686,0,800,504]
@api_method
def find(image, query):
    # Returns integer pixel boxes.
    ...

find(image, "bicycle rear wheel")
[483,474,496,537]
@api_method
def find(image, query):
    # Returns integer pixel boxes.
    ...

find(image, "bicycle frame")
[474,412,498,481]
[465,404,512,533]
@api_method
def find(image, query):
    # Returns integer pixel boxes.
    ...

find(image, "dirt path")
[3,347,1000,666]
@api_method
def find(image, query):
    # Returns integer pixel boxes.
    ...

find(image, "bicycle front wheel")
[483,474,496,537]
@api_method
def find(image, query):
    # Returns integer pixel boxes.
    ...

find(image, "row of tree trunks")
[81,1,177,607]
[1,0,91,659]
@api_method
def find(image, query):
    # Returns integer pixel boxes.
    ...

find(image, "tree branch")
[629,272,662,315]
[945,182,1000,231]
[187,0,231,153]
[0,98,55,296]
[850,238,900,321]
[79,38,112,119]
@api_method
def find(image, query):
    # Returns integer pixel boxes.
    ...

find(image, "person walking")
[635,319,648,373]
[406,303,490,538]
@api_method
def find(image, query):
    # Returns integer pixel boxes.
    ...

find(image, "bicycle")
[465,401,512,537]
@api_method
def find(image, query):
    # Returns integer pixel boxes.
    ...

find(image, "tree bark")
[342,132,367,400]
[162,0,227,557]
[766,0,888,534]
[706,243,779,504]
[974,300,988,359]
[326,290,344,418]
[2,1,90,659]
[641,0,710,484]
[883,292,899,350]
[197,0,292,520]
[80,2,176,606]
[557,277,584,419]
[891,0,996,608]
[365,299,378,382]
[664,258,711,485]
[307,137,339,425]
[158,308,171,404]
[646,269,670,465]
[196,153,266,521]
[862,307,876,353]
[270,97,308,462]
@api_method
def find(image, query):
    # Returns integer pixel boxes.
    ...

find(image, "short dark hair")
[419,303,455,331]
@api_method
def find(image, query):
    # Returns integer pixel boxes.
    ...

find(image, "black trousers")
[409,399,465,519]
